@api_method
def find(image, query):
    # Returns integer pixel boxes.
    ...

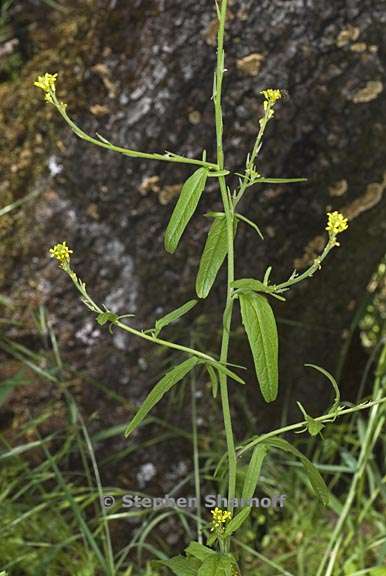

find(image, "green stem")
[275,240,334,293]
[237,397,386,458]
[214,0,237,528]
[234,102,272,207]
[53,95,218,171]
[116,319,217,364]
[66,266,217,365]
[191,371,203,544]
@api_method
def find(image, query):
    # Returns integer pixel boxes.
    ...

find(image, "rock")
[2,0,386,436]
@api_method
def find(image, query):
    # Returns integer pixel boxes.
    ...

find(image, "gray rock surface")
[2,0,386,439]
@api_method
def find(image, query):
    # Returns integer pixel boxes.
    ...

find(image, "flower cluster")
[34,73,58,104]
[260,89,282,122]
[326,211,348,246]
[261,89,282,105]
[49,242,73,268]
[210,507,232,533]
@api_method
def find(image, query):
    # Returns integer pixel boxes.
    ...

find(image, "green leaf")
[263,266,272,285]
[232,278,286,301]
[232,278,273,294]
[164,168,208,254]
[207,170,230,178]
[297,401,325,437]
[369,568,386,576]
[96,312,119,326]
[222,445,268,538]
[207,364,219,398]
[207,361,245,385]
[223,508,251,538]
[263,437,330,505]
[235,213,264,240]
[195,216,228,299]
[305,363,341,416]
[242,445,268,501]
[206,532,217,547]
[198,554,235,576]
[157,556,201,576]
[124,357,199,437]
[205,211,225,219]
[239,293,278,402]
[254,177,307,184]
[154,299,198,337]
[185,542,215,561]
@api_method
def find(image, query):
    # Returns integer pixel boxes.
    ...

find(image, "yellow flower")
[261,89,282,105]
[326,211,349,236]
[34,73,58,101]
[210,507,232,532]
[49,242,73,267]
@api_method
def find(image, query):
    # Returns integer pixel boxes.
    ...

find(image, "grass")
[0,258,385,575]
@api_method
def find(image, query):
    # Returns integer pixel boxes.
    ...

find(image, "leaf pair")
[163,168,230,300]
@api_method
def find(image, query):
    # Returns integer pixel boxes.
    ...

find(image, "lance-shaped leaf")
[253,177,307,184]
[198,554,236,576]
[196,216,228,299]
[262,437,330,505]
[223,444,268,537]
[124,357,199,437]
[96,312,119,326]
[222,508,251,538]
[164,168,208,254]
[232,278,274,294]
[207,360,245,385]
[207,364,219,398]
[154,299,198,337]
[157,555,201,576]
[239,293,278,402]
[234,213,264,240]
[232,278,285,302]
[242,444,268,501]
[185,541,215,561]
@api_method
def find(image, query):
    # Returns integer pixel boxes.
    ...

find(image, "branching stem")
[52,94,219,171]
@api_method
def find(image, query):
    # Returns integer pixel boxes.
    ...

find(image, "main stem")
[215,0,237,527]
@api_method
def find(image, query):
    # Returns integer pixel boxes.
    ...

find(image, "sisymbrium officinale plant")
[34,2,384,574]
